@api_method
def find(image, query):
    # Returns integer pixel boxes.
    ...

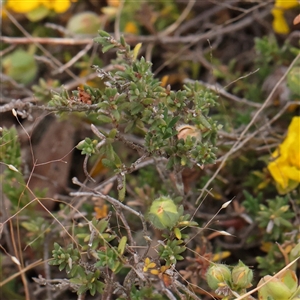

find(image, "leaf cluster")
[51,30,220,172]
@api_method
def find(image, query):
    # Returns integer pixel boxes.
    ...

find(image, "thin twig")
[43,233,53,300]
[0,259,43,287]
[0,36,93,45]
[116,209,135,247]
[70,181,142,218]
[94,157,166,192]
[114,0,125,41]
[184,79,261,108]
[173,280,201,300]
[195,52,300,205]
[32,276,79,292]
[53,42,94,75]
[160,0,195,37]
[4,9,79,81]
[0,44,16,56]
[83,155,96,183]
[0,6,270,49]
[8,220,30,300]
[216,100,300,162]
[0,73,33,97]
[0,99,32,113]
[154,7,270,75]
[224,68,260,89]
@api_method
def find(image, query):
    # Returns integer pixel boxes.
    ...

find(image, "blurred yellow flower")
[268,117,300,194]
[124,21,139,34]
[5,1,40,13]
[94,204,108,219]
[275,0,299,9]
[272,8,290,34]
[42,0,73,13]
[4,0,75,14]
[107,0,120,7]
[272,0,299,34]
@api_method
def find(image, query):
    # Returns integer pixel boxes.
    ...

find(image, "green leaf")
[102,44,116,53]
[70,277,84,285]
[97,114,112,123]
[96,281,105,293]
[111,109,121,122]
[90,284,96,296]
[21,221,39,232]
[168,116,180,128]
[101,158,116,169]
[54,243,61,251]
[78,285,88,295]
[118,175,126,202]
[174,227,181,240]
[118,236,127,255]
[120,35,126,47]
[26,5,50,21]
[98,30,111,37]
[175,255,184,261]
[108,128,118,139]
[94,218,109,233]
[131,102,144,115]
[124,121,135,133]
[141,98,154,105]
[104,144,115,161]
[59,262,66,271]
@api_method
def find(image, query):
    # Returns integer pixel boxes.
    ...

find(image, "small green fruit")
[231,260,253,289]
[258,275,293,300]
[147,196,179,230]
[67,12,102,35]
[206,264,231,290]
[3,49,38,84]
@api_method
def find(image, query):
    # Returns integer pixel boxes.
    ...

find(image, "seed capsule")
[176,125,202,142]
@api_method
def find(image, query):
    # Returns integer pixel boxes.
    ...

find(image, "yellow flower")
[5,1,40,13]
[272,8,290,34]
[143,257,159,275]
[41,0,73,13]
[143,257,157,272]
[107,0,120,7]
[272,0,299,34]
[268,117,300,193]
[124,21,139,35]
[4,0,75,14]
[274,0,299,10]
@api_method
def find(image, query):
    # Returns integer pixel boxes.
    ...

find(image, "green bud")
[147,196,179,230]
[206,264,231,290]
[67,12,102,35]
[231,260,253,289]
[3,49,38,84]
[258,275,293,300]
